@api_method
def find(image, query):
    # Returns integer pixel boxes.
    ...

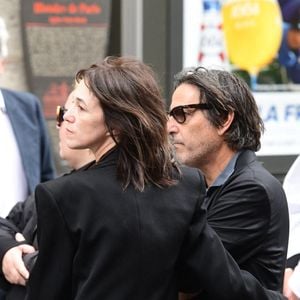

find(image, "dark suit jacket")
[205,150,289,291]
[2,88,55,193]
[27,148,284,300]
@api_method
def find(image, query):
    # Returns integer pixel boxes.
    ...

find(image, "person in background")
[26,56,285,300]
[283,155,300,300]
[0,16,55,218]
[277,0,300,83]
[167,67,289,299]
[0,91,95,300]
[278,20,300,83]
[0,16,55,300]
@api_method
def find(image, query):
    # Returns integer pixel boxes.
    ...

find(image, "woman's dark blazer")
[26,148,284,300]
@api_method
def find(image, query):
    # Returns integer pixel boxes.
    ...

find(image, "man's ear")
[217,111,234,136]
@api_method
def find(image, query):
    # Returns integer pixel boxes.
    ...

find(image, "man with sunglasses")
[0,99,94,300]
[167,67,289,297]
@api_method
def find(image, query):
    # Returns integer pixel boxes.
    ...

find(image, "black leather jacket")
[0,194,37,299]
[205,150,289,291]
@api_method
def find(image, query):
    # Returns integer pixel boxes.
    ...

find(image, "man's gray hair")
[0,17,9,58]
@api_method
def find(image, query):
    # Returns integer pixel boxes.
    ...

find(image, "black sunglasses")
[168,103,211,124]
[56,106,67,127]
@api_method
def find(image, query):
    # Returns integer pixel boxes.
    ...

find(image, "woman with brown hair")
[27,56,284,300]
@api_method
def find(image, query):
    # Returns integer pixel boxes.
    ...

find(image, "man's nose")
[167,117,178,134]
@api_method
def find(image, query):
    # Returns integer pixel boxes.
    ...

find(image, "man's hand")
[2,233,36,286]
[283,268,299,300]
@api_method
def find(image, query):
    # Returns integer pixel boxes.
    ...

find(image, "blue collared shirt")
[204,152,240,206]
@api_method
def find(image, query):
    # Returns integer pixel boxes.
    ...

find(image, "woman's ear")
[106,128,120,143]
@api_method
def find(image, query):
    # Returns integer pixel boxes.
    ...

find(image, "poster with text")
[21,0,111,118]
[183,0,300,156]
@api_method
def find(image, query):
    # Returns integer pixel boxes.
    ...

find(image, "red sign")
[21,0,111,118]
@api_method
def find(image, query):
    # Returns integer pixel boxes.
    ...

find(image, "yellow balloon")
[222,0,282,75]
